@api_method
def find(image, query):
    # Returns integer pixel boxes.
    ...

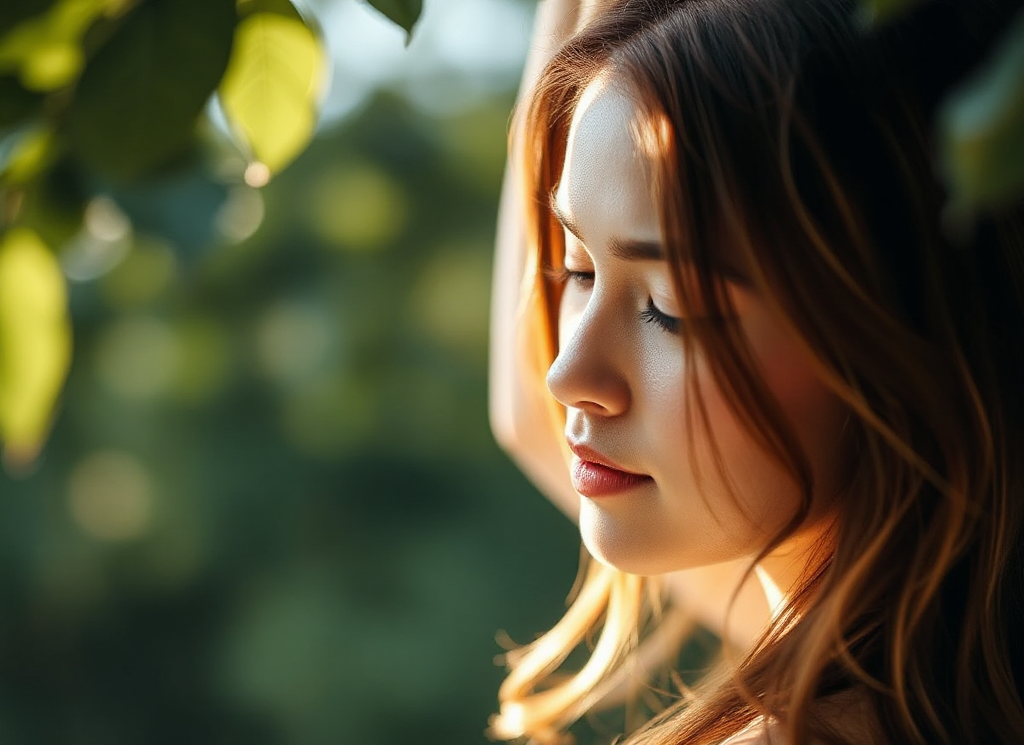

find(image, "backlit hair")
[492,1,1024,743]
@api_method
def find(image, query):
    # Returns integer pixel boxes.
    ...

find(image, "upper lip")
[568,442,646,476]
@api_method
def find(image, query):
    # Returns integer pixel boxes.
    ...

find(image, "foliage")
[0,0,407,466]
[66,0,237,178]
[219,0,328,176]
[863,0,1024,210]
[0,227,70,468]
[939,9,1024,209]
[861,0,925,23]
[363,0,423,43]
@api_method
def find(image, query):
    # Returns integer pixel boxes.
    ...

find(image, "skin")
[548,74,850,592]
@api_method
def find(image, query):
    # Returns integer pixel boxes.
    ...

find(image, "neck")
[667,527,830,652]
[666,560,771,650]
[757,519,833,618]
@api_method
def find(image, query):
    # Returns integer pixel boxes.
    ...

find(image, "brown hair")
[493,0,1024,743]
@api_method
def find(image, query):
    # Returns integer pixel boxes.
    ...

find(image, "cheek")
[663,314,846,540]
[740,314,849,519]
[641,338,788,541]
[691,361,801,532]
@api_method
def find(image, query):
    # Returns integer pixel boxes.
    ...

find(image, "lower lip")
[571,459,653,497]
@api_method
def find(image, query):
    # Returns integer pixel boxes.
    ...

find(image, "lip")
[568,442,653,497]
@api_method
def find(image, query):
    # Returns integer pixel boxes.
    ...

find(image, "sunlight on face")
[547,75,848,577]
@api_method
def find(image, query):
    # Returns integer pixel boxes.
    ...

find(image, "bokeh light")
[307,163,407,250]
[93,316,179,401]
[61,196,132,282]
[216,187,265,243]
[99,237,178,310]
[408,247,491,353]
[255,300,337,386]
[68,450,155,542]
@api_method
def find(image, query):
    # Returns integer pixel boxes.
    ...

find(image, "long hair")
[492,0,1024,743]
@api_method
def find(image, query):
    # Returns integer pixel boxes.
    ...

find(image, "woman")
[489,0,1024,743]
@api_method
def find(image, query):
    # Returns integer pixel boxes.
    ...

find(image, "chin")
[585,542,661,576]
[579,504,683,576]
[579,501,751,576]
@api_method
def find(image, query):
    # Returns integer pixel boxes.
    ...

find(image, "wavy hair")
[492,1,1024,743]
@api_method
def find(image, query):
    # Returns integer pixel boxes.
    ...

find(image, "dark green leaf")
[64,0,237,180]
[0,0,54,39]
[858,0,924,25]
[940,11,1024,209]
[17,158,87,249]
[365,0,422,42]
[237,0,304,20]
[0,76,44,128]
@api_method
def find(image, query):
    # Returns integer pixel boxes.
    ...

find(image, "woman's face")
[548,76,848,576]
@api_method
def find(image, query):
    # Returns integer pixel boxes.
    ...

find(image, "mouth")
[568,442,653,497]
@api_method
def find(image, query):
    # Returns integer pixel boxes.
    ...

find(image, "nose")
[546,301,631,417]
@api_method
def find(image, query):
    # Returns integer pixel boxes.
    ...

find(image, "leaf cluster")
[866,0,1024,210]
[0,0,423,468]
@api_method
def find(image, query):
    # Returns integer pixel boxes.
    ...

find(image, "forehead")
[553,76,662,244]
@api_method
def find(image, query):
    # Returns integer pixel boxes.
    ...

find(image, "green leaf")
[858,0,924,25]
[64,0,237,179]
[0,0,55,39]
[0,0,116,92]
[218,5,327,177]
[0,227,71,469]
[16,161,87,249]
[237,0,304,20]
[365,0,423,42]
[940,11,1024,209]
[0,75,44,128]
[0,125,56,184]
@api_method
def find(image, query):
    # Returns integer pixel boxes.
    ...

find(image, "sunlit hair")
[492,0,1024,743]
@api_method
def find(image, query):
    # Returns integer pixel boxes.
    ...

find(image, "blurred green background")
[0,1,584,743]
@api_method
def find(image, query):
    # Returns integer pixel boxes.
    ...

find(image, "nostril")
[546,344,629,417]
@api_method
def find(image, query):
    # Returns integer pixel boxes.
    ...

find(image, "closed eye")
[640,298,681,334]
[545,266,594,288]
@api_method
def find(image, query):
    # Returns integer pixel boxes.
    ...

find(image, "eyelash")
[640,299,681,334]
[547,267,682,335]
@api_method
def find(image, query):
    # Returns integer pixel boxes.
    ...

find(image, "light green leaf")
[0,126,56,184]
[218,8,328,177]
[0,227,71,469]
[0,0,115,92]
[940,11,1024,209]
[65,0,236,179]
[365,0,422,43]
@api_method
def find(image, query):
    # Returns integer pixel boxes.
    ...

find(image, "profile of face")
[547,75,850,577]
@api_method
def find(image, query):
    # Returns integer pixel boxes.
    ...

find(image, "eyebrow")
[549,191,665,262]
